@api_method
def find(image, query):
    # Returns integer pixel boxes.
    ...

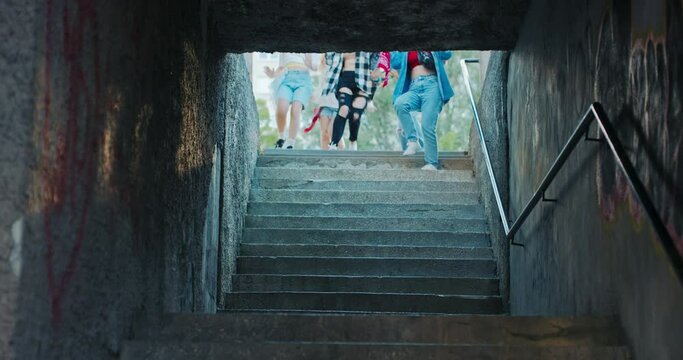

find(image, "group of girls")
[264,50,454,170]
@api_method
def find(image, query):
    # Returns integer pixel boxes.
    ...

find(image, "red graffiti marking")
[42,0,102,327]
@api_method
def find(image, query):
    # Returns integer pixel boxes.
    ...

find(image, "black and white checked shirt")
[322,52,378,97]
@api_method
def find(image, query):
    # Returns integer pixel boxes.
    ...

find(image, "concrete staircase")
[122,150,631,359]
[227,150,500,314]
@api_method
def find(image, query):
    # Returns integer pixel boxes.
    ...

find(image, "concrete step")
[253,179,479,192]
[255,167,475,182]
[239,244,493,259]
[245,215,487,232]
[247,202,486,219]
[237,257,496,277]
[140,313,628,347]
[243,228,490,247]
[256,154,473,170]
[123,341,629,360]
[261,149,469,157]
[223,292,503,314]
[233,275,499,295]
[249,189,480,205]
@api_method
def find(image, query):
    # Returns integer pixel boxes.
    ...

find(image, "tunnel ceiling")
[209,0,531,53]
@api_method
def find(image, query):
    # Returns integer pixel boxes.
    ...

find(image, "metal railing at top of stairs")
[460,58,683,284]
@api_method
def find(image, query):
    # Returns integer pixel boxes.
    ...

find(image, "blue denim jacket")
[390,51,454,104]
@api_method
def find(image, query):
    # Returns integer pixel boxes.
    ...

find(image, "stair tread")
[243,228,491,247]
[237,257,496,276]
[250,189,478,194]
[224,292,503,315]
[249,191,480,205]
[243,227,488,234]
[230,291,498,297]
[240,244,493,256]
[122,341,630,360]
[233,274,499,279]
[255,168,475,182]
[260,149,470,156]
[238,255,496,261]
[247,203,487,219]
[134,314,627,349]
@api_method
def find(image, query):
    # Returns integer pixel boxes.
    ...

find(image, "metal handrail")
[460,59,512,238]
[460,58,683,283]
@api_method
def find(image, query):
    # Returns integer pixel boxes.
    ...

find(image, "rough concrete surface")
[0,1,39,358]
[470,51,510,309]
[209,0,531,53]
[0,0,258,358]
[507,0,683,358]
[122,313,630,359]
[213,53,259,300]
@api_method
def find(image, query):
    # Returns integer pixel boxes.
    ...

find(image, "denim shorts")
[277,71,313,108]
[319,106,337,119]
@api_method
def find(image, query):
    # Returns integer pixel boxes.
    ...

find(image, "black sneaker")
[274,139,285,148]
[286,145,294,149]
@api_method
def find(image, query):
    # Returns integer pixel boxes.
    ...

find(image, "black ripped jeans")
[330,71,369,145]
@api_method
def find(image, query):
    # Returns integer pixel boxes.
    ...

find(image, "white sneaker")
[349,141,358,151]
[403,141,419,156]
[328,144,339,151]
[421,164,438,171]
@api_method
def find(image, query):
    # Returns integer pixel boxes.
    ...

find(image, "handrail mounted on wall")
[460,58,683,284]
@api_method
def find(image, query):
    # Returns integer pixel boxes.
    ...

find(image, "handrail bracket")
[542,192,557,203]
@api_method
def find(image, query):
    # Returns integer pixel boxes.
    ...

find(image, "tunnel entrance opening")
[244,51,483,153]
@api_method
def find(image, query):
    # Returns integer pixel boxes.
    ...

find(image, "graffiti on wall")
[40,0,103,327]
[594,0,683,257]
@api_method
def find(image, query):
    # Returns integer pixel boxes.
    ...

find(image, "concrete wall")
[212,54,260,301]
[0,0,40,356]
[209,0,530,53]
[507,0,683,358]
[0,0,258,358]
[470,52,510,308]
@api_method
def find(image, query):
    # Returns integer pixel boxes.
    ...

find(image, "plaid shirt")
[322,52,378,97]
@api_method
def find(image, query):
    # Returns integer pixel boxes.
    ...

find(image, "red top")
[407,51,420,70]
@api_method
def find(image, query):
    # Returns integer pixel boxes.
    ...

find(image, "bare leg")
[289,101,303,141]
[275,99,289,136]
[320,114,332,150]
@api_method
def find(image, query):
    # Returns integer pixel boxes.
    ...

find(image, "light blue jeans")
[394,75,443,166]
[398,112,424,151]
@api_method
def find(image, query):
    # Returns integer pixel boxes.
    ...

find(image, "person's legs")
[397,112,424,151]
[330,89,352,146]
[319,107,334,150]
[398,126,408,151]
[286,72,312,149]
[286,101,303,148]
[394,90,421,143]
[275,80,295,148]
[418,78,443,166]
[319,107,345,150]
[348,93,368,150]
[274,99,290,147]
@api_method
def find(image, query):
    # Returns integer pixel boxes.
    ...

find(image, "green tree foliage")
[439,50,482,152]
[257,98,279,149]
